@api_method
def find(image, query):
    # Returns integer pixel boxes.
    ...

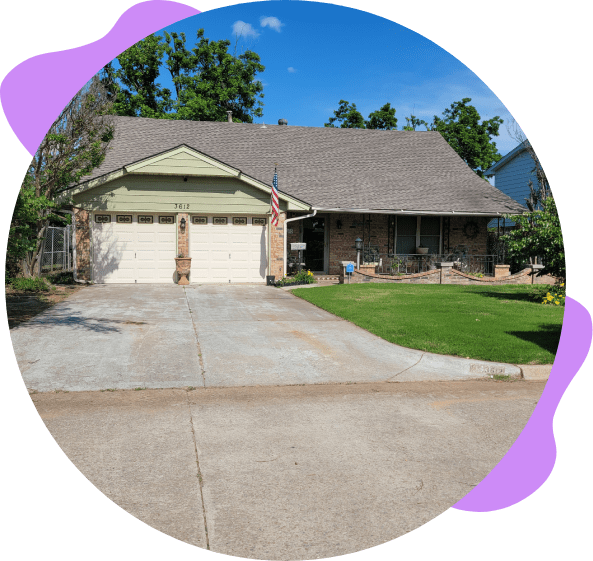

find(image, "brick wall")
[339,263,556,286]
[269,212,286,279]
[177,213,189,257]
[447,216,490,254]
[328,214,390,275]
[74,208,91,281]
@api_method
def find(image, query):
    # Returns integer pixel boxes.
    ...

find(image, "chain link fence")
[39,225,72,274]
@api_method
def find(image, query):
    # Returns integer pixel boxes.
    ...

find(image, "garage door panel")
[190,217,267,284]
[93,214,176,284]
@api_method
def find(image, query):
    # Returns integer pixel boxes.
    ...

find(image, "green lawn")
[291,284,564,364]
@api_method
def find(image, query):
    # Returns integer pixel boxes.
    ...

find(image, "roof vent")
[278,118,288,126]
[226,111,233,123]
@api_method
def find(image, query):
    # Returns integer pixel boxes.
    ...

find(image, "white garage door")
[190,216,268,283]
[92,213,177,283]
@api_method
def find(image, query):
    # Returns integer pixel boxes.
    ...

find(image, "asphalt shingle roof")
[82,116,526,215]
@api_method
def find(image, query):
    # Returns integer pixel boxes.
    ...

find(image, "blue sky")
[153,1,519,156]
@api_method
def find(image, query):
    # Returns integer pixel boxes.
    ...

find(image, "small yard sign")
[291,243,306,250]
[346,263,354,273]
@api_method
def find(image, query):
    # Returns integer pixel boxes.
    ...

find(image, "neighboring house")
[484,142,540,230]
[67,116,525,283]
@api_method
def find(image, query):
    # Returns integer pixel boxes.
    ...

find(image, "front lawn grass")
[291,284,564,364]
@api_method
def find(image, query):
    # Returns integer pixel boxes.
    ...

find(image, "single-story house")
[67,115,525,284]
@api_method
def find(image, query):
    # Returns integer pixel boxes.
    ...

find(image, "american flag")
[271,167,280,226]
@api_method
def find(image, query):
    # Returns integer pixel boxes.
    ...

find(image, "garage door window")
[213,217,228,225]
[138,215,153,224]
[95,215,111,223]
[116,215,132,223]
[159,216,175,224]
[233,217,247,225]
[192,216,207,224]
[253,218,266,226]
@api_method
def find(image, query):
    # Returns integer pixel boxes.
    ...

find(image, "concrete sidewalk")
[33,380,545,559]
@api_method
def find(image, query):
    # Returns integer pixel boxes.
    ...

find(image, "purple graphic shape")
[1,1,591,514]
[0,1,199,156]
[454,296,591,511]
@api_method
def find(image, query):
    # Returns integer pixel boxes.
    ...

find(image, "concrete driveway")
[12,284,519,392]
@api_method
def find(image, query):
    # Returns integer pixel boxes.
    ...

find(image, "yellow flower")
[555,301,560,305]
[560,283,564,287]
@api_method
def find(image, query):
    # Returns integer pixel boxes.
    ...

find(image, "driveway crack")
[183,287,206,387]
[185,391,210,550]
[387,352,426,381]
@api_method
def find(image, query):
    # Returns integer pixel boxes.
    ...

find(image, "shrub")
[276,269,316,287]
[8,277,51,292]
[541,282,565,306]
[46,271,75,285]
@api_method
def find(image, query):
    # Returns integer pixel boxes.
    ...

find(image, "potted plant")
[416,243,429,255]
[174,253,192,285]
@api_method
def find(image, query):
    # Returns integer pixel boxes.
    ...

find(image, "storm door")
[302,216,326,272]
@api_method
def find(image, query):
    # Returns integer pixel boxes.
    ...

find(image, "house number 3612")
[174,203,190,209]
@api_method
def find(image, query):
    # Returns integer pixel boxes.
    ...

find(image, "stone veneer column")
[74,208,91,281]
[436,262,453,284]
[269,212,286,280]
[177,213,190,257]
[494,264,511,279]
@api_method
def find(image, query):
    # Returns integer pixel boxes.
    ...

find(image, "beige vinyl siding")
[131,151,235,177]
[73,175,287,214]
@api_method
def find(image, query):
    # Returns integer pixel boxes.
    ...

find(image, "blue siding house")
[484,143,540,228]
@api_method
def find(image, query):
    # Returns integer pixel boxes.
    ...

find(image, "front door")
[302,216,326,272]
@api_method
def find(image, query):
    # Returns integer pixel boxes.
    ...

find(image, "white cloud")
[287,67,297,73]
[231,21,260,39]
[260,16,284,32]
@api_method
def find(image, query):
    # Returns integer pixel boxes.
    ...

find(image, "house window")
[395,216,442,254]
[159,216,175,224]
[233,217,247,226]
[138,215,153,224]
[213,217,228,225]
[192,216,207,225]
[95,215,111,223]
[116,215,132,224]
[253,218,266,226]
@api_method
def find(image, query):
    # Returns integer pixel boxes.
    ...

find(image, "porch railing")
[368,253,501,277]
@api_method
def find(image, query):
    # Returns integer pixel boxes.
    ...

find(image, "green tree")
[324,100,366,128]
[9,76,114,277]
[102,34,172,118]
[502,197,565,280]
[365,103,398,130]
[103,29,265,123]
[402,115,431,131]
[432,98,503,177]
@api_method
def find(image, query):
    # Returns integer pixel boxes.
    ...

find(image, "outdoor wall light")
[354,238,363,250]
[180,217,186,231]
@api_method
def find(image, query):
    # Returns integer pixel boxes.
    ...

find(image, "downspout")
[283,209,317,277]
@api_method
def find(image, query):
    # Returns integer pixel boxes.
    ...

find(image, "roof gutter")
[283,209,317,278]
[311,207,526,216]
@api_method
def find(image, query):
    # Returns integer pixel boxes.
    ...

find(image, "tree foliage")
[502,197,565,280]
[365,103,398,130]
[102,29,265,123]
[432,98,503,177]
[324,100,366,128]
[8,76,114,277]
[325,100,398,130]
